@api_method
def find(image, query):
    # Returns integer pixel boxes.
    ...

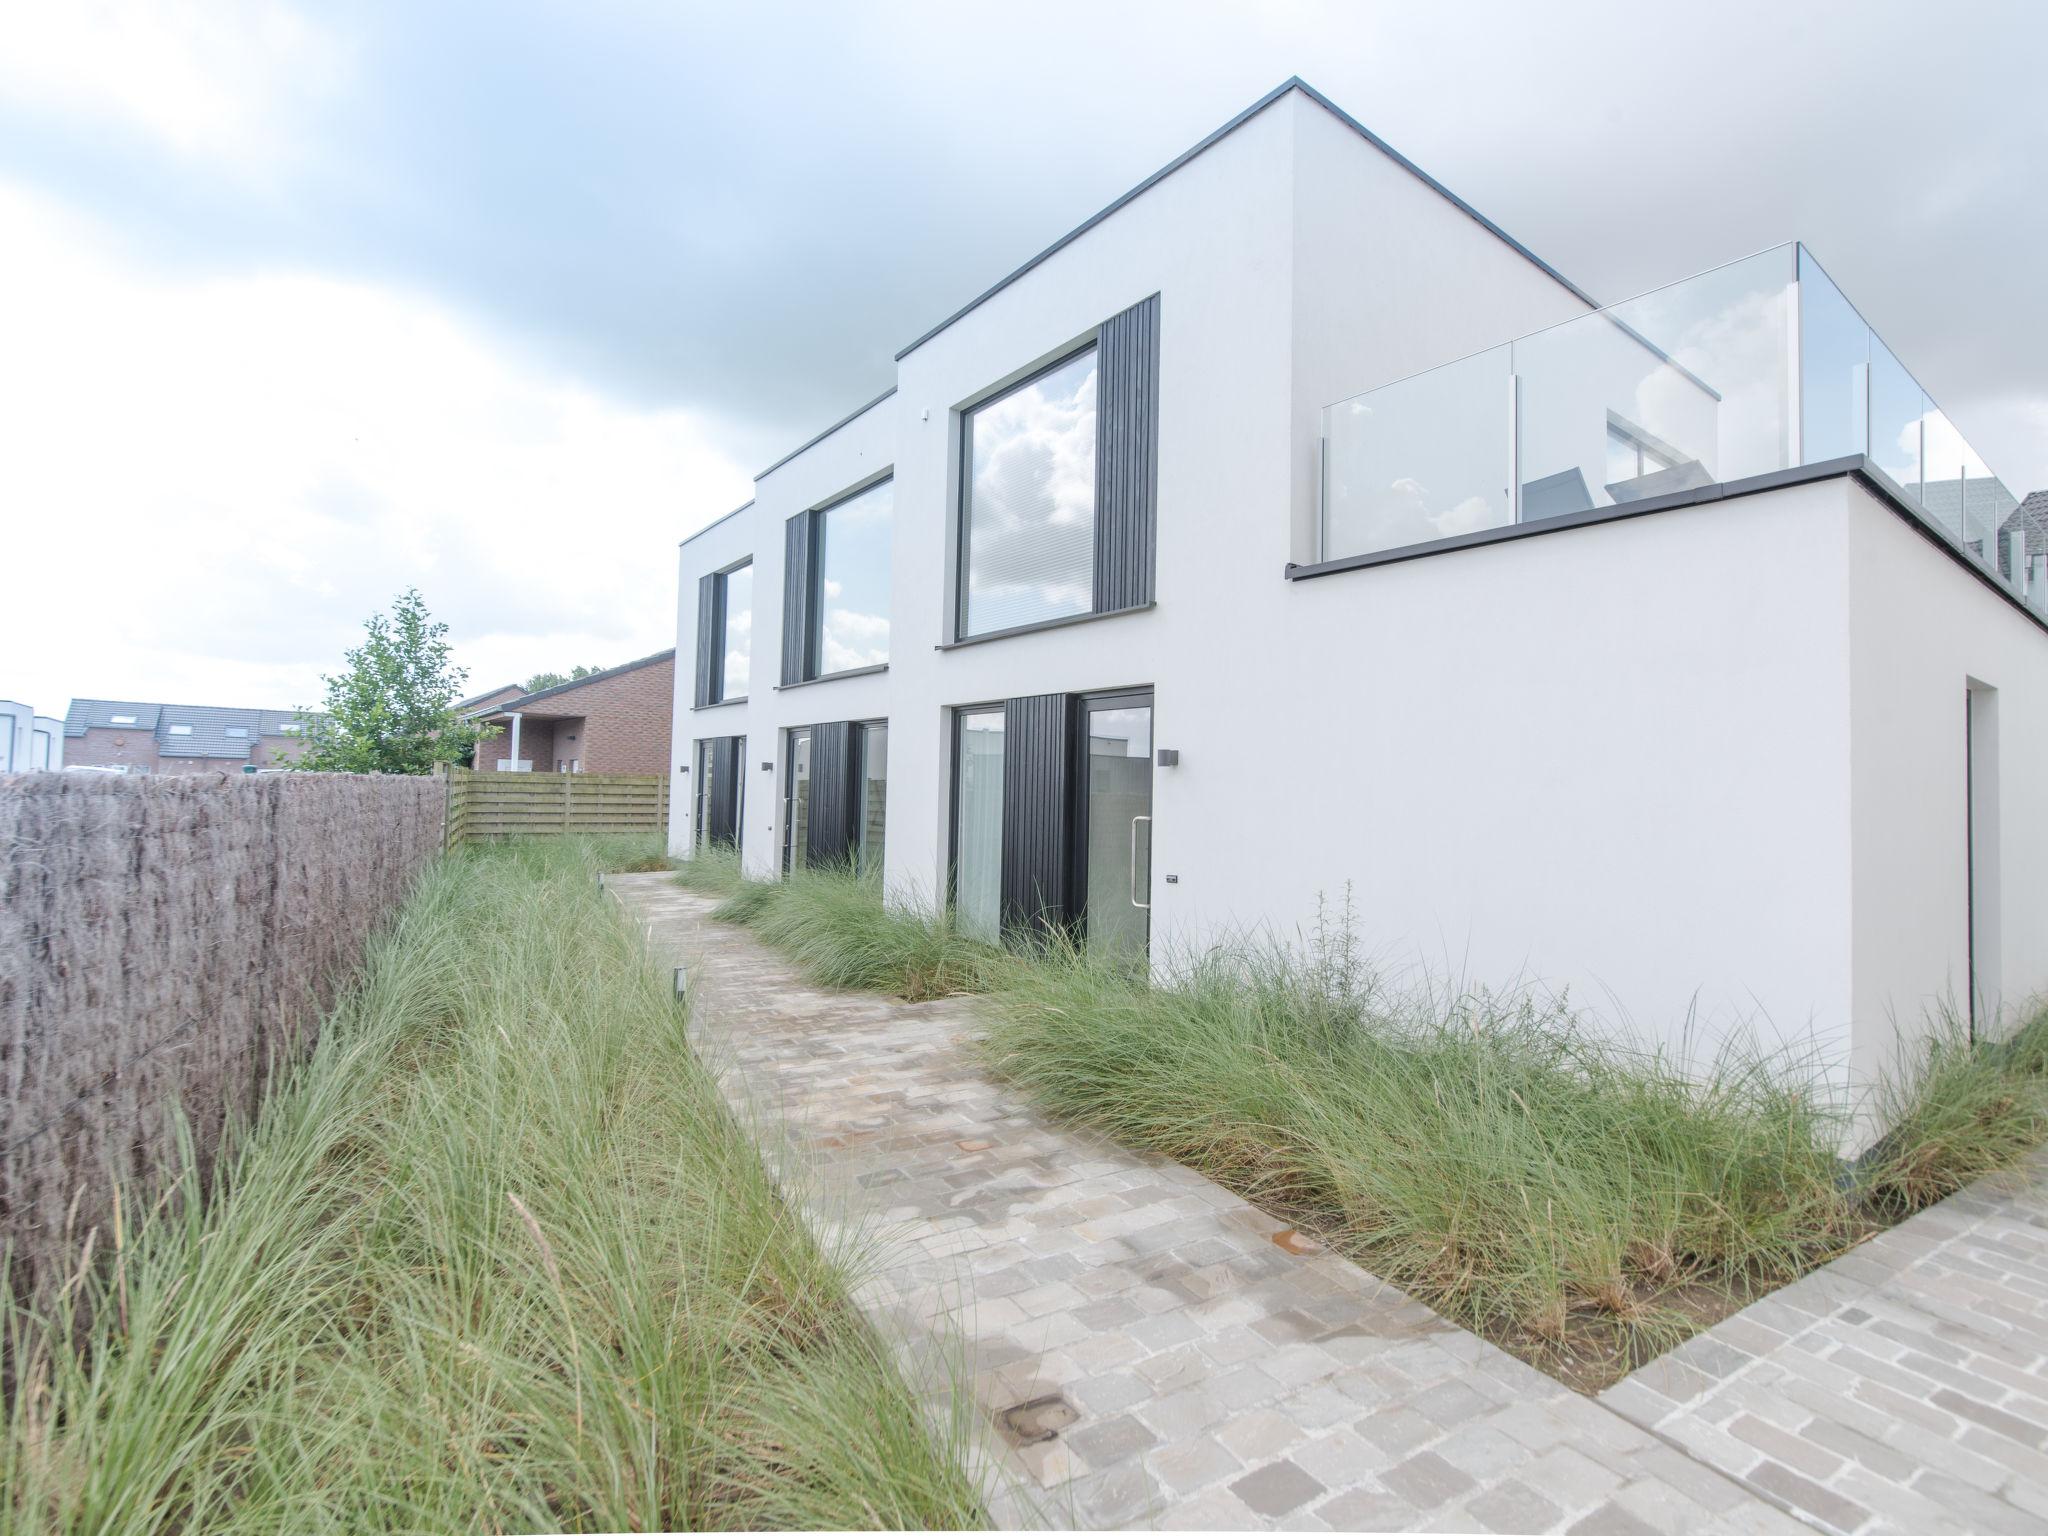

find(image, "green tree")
[293,589,496,774]
[522,662,605,693]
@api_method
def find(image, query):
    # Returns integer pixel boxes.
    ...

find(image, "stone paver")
[1601,1145,2048,1536]
[609,876,1807,1532]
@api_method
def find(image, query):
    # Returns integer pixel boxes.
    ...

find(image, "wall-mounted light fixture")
[1156,748,1180,768]
[760,760,774,771]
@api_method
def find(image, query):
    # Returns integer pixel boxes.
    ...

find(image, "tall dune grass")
[676,848,1012,1000]
[3,837,984,1532]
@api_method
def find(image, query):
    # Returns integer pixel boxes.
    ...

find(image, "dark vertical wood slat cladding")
[694,573,719,707]
[805,720,860,868]
[708,736,742,846]
[780,513,812,687]
[1000,693,1077,937]
[1093,294,1160,613]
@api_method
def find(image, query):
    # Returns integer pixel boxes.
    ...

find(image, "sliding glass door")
[953,708,1005,943]
[1082,696,1153,958]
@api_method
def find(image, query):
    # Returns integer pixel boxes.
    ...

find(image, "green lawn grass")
[674,859,2048,1385]
[5,837,985,1532]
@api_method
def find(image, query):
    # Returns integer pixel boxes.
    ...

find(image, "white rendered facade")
[672,81,2048,1125]
[0,702,62,772]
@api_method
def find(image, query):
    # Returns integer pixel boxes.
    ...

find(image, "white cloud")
[0,179,751,713]
[0,0,346,164]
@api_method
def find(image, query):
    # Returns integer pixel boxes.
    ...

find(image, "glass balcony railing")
[1320,243,2040,605]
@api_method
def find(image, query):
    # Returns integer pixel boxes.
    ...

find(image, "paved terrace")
[608,875,2044,1533]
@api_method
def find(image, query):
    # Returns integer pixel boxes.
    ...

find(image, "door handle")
[1130,815,1151,911]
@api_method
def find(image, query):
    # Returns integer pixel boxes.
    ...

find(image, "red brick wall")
[66,728,161,772]
[250,734,310,768]
[470,655,673,775]
[476,717,557,774]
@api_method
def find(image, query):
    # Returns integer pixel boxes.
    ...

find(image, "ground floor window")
[783,726,812,873]
[858,722,887,878]
[948,691,1153,956]
[694,735,744,852]
[784,720,887,875]
[952,708,1006,944]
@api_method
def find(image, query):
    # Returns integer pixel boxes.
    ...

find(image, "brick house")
[469,650,674,774]
[62,700,320,774]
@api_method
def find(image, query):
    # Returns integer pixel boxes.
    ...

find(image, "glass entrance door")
[1082,695,1152,958]
[783,727,811,872]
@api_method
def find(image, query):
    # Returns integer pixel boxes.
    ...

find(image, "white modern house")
[672,78,2048,1117]
[0,700,64,772]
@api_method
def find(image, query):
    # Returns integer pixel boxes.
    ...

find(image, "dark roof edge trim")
[1285,454,2048,640]
[892,77,1596,366]
[679,500,755,551]
[753,386,899,483]
[482,648,677,714]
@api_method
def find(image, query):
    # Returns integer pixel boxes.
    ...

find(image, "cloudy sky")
[3,0,2043,716]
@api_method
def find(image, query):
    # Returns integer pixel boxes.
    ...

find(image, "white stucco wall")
[1846,477,2048,1089]
[0,701,30,772]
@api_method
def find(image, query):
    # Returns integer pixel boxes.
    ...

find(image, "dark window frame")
[1071,687,1155,952]
[786,473,895,687]
[954,343,1101,644]
[946,700,1006,919]
[781,724,812,873]
[706,557,753,706]
[854,717,888,878]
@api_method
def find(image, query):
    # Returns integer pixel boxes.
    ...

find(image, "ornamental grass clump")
[4,837,985,1533]
[675,852,1012,1001]
[976,892,1858,1373]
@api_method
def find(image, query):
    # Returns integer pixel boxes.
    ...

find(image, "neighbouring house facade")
[62,699,316,773]
[671,78,2048,1132]
[0,701,64,772]
[470,650,675,774]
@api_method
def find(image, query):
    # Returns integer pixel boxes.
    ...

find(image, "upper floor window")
[953,293,1159,643]
[814,479,892,673]
[694,559,752,706]
[719,562,752,700]
[960,347,1098,638]
[779,478,893,686]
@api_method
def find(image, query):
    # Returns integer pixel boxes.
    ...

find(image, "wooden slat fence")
[443,766,670,849]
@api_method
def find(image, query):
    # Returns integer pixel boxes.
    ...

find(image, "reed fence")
[0,770,440,1305]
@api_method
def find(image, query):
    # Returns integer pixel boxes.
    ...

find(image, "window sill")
[938,602,1155,651]
[690,696,748,712]
[774,664,889,692]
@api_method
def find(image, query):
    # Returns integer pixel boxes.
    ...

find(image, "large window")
[813,480,892,676]
[718,562,752,700]
[952,708,1006,942]
[959,347,1099,638]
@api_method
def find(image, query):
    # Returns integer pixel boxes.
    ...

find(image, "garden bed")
[673,856,2048,1391]
[5,837,984,1531]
